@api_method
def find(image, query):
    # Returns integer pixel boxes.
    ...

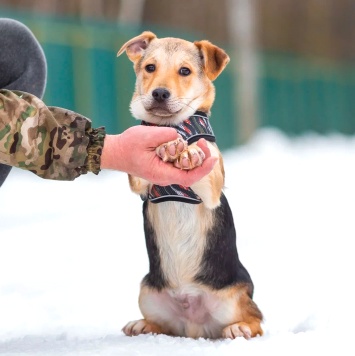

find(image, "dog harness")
[141,111,216,204]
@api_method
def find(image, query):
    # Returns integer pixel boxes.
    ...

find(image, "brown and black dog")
[117,31,263,340]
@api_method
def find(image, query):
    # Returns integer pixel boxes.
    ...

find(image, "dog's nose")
[152,88,170,103]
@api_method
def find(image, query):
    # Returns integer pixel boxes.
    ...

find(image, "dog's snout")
[152,88,170,103]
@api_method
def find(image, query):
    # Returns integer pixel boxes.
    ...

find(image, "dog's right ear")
[117,31,156,62]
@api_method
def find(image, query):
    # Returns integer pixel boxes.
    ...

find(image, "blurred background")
[0,0,354,150]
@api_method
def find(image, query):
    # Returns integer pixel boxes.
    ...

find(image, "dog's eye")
[179,67,191,76]
[145,64,156,73]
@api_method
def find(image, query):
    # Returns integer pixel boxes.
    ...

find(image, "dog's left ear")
[194,40,230,81]
[117,31,157,62]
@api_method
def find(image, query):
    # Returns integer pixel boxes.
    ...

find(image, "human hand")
[101,126,217,186]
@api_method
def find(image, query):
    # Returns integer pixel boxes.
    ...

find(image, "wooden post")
[226,0,259,144]
[78,0,104,19]
[118,0,146,25]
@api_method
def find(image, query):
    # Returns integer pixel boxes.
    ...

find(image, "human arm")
[0,89,103,180]
[0,89,216,184]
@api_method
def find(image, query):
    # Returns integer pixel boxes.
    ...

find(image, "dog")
[117,31,263,340]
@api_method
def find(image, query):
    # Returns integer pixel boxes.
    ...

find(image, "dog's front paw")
[174,144,205,170]
[156,138,188,162]
[122,319,163,336]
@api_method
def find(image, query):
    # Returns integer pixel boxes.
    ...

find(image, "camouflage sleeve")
[0,89,106,180]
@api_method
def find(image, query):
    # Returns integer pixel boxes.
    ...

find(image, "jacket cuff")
[85,126,106,175]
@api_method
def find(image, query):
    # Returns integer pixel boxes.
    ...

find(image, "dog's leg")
[190,142,224,209]
[122,319,163,336]
[157,140,224,208]
[129,174,150,195]
[221,288,263,340]
[222,319,263,339]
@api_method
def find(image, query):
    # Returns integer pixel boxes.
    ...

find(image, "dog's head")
[117,31,229,126]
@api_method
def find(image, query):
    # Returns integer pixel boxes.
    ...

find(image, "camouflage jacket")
[0,89,105,180]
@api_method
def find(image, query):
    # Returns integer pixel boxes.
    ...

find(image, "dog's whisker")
[179,102,195,111]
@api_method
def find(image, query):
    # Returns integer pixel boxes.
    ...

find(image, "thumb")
[145,126,181,145]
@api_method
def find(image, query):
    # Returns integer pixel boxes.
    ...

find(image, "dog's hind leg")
[221,287,263,339]
[222,319,263,339]
[122,319,163,336]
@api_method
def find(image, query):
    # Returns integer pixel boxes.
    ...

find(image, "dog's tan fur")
[117,31,263,340]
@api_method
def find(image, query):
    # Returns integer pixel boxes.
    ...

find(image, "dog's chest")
[147,201,213,287]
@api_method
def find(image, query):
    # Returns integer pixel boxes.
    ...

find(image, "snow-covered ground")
[0,128,355,356]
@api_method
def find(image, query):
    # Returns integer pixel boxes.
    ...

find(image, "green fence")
[1,9,354,150]
[260,54,355,135]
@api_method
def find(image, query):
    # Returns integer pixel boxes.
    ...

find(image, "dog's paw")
[174,144,205,170]
[156,138,188,162]
[122,319,163,336]
[222,322,253,340]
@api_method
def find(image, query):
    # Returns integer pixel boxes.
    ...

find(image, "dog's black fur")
[142,193,254,293]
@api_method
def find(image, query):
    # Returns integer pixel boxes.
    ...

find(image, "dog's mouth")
[147,106,182,118]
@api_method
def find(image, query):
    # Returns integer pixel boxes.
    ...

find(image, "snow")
[1,128,355,355]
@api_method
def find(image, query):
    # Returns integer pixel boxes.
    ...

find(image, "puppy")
[117,31,263,340]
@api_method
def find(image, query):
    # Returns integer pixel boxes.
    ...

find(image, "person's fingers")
[179,156,218,187]
[151,155,217,186]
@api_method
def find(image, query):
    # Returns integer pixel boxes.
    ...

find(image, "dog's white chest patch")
[148,202,211,286]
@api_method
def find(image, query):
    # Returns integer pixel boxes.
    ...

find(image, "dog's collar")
[141,111,215,145]
[141,111,215,204]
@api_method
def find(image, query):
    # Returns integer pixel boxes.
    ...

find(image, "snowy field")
[0,128,355,356]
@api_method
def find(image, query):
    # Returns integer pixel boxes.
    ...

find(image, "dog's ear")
[117,31,157,62]
[194,40,230,81]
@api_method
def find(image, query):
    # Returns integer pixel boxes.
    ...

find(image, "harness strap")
[141,111,215,204]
